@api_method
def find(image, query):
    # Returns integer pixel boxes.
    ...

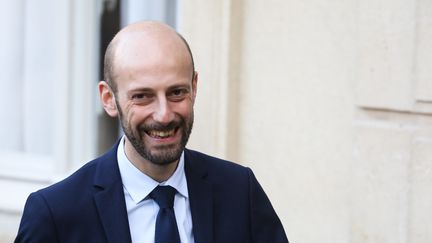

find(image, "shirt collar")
[117,136,189,204]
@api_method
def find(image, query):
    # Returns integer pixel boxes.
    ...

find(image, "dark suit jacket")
[15,144,289,243]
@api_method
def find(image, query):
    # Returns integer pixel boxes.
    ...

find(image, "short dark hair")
[103,37,118,92]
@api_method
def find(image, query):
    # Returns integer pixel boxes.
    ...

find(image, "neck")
[123,139,179,182]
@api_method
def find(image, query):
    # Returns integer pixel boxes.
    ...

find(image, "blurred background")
[1,0,432,242]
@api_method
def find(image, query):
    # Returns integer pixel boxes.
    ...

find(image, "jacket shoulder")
[184,148,248,169]
[37,144,119,204]
[184,148,253,188]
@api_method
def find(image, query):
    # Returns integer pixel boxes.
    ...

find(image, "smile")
[146,128,177,139]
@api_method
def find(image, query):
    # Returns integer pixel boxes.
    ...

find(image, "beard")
[117,104,193,166]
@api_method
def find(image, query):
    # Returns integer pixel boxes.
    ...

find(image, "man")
[15,21,288,243]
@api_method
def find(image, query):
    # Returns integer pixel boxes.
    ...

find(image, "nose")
[152,97,175,125]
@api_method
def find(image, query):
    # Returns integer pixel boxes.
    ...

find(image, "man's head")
[99,21,197,167]
[103,22,195,94]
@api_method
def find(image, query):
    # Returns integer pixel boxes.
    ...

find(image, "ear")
[98,81,119,117]
[191,71,198,104]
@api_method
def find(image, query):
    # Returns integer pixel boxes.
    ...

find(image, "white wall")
[0,0,99,241]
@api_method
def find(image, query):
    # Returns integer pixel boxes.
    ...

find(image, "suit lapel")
[185,149,214,243]
[93,142,132,243]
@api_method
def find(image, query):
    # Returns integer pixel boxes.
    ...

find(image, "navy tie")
[150,186,181,243]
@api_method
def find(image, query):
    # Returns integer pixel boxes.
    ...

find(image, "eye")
[168,88,189,101]
[130,92,154,104]
[131,94,144,99]
[172,89,185,96]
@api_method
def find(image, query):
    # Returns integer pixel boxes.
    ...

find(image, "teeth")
[148,129,175,138]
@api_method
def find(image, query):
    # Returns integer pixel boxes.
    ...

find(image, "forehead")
[112,31,193,89]
[114,31,191,70]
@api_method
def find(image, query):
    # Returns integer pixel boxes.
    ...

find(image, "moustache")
[139,119,184,132]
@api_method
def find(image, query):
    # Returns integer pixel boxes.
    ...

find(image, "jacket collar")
[93,141,132,243]
[184,149,214,243]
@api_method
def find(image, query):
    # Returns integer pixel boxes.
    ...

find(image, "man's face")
[112,34,196,166]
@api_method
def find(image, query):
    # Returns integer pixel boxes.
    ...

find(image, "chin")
[143,145,184,166]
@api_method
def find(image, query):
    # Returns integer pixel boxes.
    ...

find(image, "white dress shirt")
[117,136,194,243]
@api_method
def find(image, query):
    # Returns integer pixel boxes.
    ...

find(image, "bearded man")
[15,21,288,243]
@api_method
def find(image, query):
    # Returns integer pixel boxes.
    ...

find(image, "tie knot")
[150,186,177,209]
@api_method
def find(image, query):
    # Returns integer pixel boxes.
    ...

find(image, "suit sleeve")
[247,168,289,243]
[14,192,59,243]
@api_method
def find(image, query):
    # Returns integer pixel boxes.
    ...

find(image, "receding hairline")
[103,21,195,92]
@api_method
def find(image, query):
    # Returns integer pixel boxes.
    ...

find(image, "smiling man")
[15,21,289,243]
[100,22,197,183]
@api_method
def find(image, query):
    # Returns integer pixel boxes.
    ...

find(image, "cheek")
[127,107,152,127]
[180,102,194,117]
[170,103,190,118]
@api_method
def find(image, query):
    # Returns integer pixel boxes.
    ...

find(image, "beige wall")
[183,0,432,243]
[2,0,432,242]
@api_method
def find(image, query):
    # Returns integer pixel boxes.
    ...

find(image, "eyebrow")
[126,83,190,94]
[126,87,154,94]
